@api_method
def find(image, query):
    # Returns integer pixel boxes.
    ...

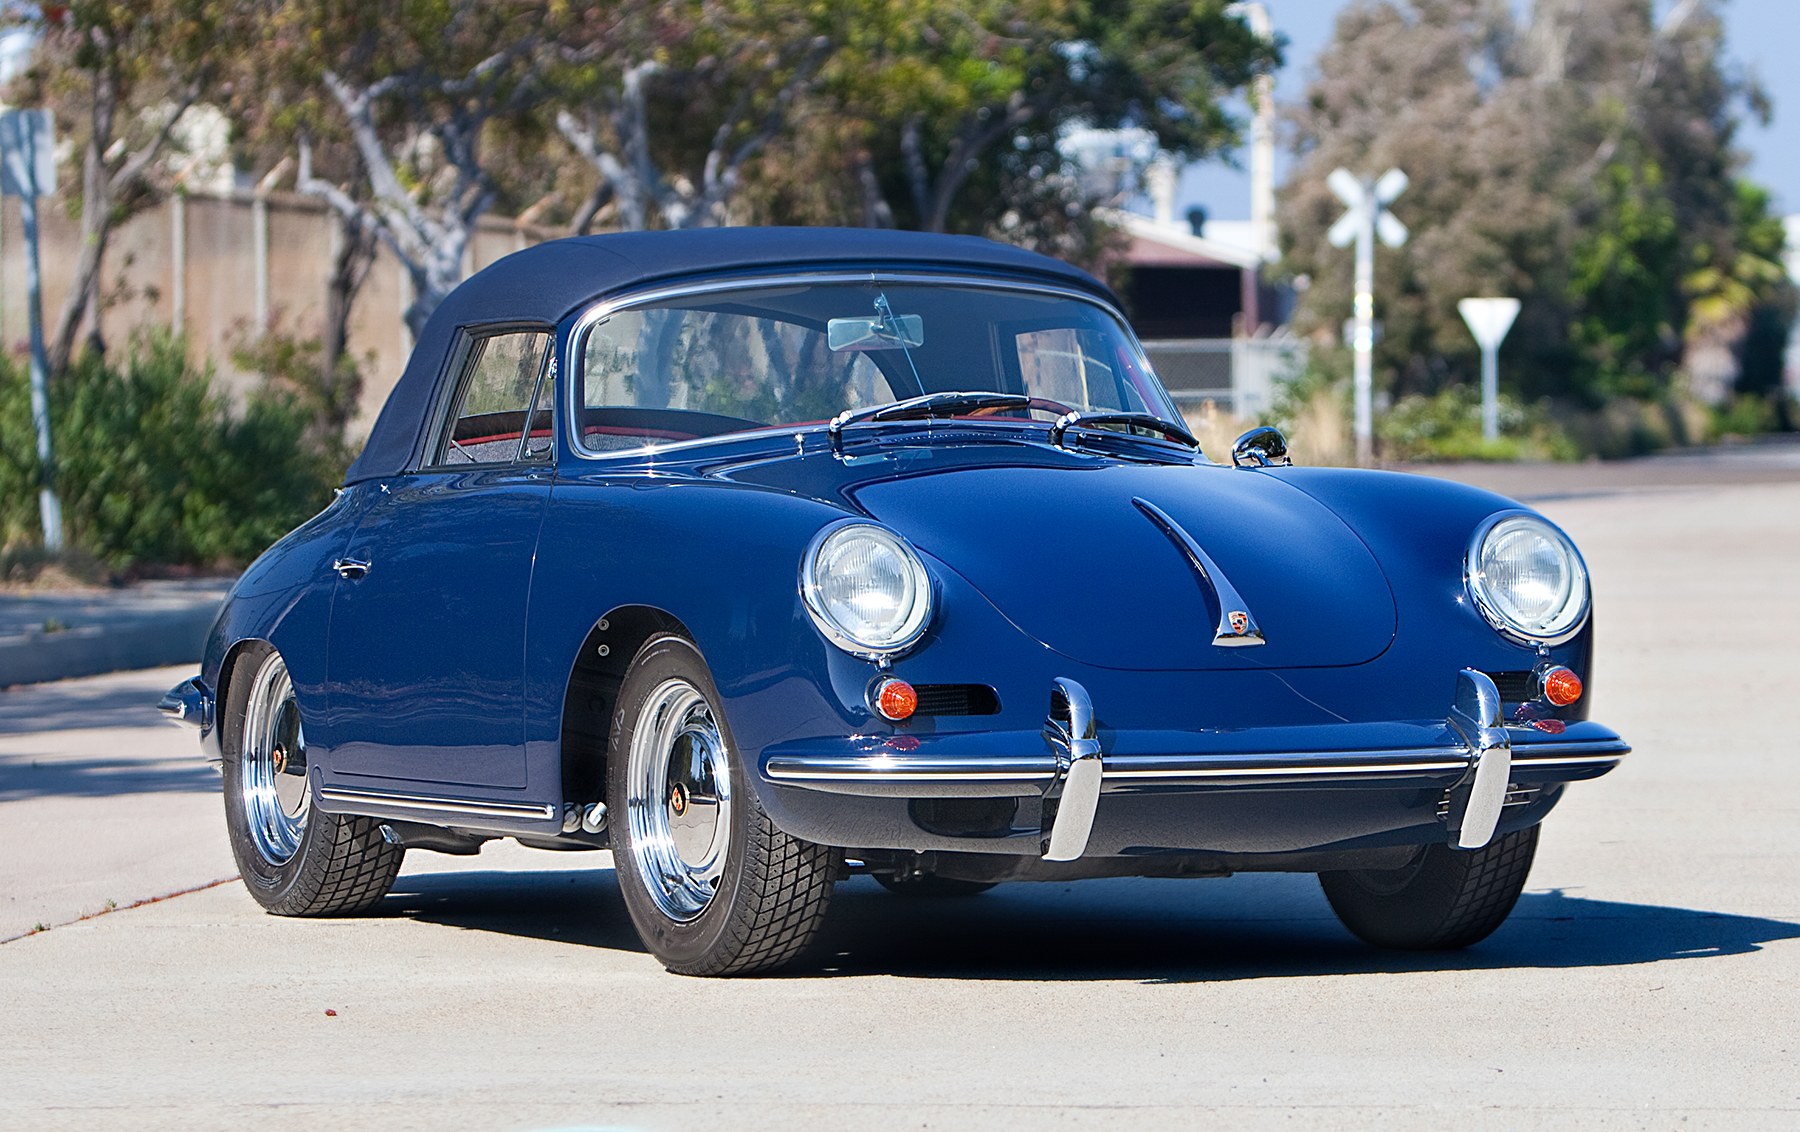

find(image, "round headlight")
[801,522,933,657]
[1468,514,1589,644]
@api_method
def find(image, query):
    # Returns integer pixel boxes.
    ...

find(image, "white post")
[1352,211,1375,465]
[1233,1,1276,260]
[1329,168,1408,467]
[170,191,187,328]
[1457,298,1522,441]
[2,109,61,552]
[253,194,269,332]
[251,158,290,335]
[1480,344,1499,440]
[20,168,60,551]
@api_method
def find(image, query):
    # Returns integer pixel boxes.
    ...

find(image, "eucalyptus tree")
[7,0,236,376]
[265,1,556,338]
[549,0,832,233]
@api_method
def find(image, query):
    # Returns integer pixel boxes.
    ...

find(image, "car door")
[325,326,556,790]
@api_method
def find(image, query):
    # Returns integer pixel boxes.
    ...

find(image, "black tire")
[607,635,839,976]
[221,642,404,916]
[873,873,998,898]
[1319,825,1538,950]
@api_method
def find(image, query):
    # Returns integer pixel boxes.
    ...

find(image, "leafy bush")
[1377,385,1578,463]
[0,332,345,570]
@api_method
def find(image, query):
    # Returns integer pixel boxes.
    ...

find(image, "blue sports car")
[162,228,1627,975]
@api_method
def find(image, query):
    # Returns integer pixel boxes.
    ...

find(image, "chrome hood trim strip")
[1132,497,1266,648]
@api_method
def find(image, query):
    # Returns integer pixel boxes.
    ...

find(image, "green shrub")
[1709,393,1782,441]
[0,332,345,570]
[1376,384,1578,463]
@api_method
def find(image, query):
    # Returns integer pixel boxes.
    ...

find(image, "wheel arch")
[557,605,695,807]
[212,636,274,756]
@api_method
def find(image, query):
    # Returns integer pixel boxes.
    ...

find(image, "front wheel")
[1319,826,1538,950]
[221,642,404,916]
[607,635,839,976]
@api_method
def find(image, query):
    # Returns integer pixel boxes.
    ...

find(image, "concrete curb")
[0,580,229,687]
[0,607,215,687]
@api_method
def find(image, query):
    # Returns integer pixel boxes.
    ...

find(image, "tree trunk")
[321,212,378,426]
[48,76,118,378]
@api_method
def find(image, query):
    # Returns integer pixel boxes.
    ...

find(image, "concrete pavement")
[0,461,1796,1128]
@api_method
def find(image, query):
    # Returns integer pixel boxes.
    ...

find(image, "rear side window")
[429,329,555,467]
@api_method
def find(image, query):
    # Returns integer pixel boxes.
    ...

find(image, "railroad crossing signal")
[1328,167,1407,466]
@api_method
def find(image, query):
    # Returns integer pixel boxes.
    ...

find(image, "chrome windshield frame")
[560,270,1182,463]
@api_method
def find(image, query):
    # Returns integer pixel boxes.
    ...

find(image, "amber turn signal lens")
[874,677,917,721]
[1541,666,1583,707]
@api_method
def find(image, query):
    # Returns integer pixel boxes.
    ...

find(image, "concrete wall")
[0,190,543,439]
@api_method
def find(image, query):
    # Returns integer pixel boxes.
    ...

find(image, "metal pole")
[1352,197,1375,466]
[253,193,269,332]
[20,168,61,552]
[170,192,186,327]
[1480,343,1499,441]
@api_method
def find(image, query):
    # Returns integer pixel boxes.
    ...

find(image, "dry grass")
[1180,389,1355,468]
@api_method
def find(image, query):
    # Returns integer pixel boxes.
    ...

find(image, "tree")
[1278,0,1785,411]
[9,1,233,376]
[550,1,832,233]
[729,0,1275,265]
[266,2,555,337]
[845,0,1276,247]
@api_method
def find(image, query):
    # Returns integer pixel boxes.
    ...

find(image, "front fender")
[524,475,874,786]
[197,487,367,754]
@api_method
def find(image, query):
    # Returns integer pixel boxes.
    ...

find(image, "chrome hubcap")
[240,654,310,865]
[625,678,732,922]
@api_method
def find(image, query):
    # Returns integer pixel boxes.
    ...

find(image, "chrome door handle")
[332,557,371,580]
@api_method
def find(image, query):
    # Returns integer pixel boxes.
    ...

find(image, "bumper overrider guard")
[760,669,1629,862]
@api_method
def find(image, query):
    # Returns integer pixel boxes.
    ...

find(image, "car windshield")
[573,278,1182,454]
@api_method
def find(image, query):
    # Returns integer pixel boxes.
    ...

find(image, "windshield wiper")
[1048,411,1199,452]
[828,391,1031,442]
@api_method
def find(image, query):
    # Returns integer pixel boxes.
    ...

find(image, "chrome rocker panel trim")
[317,786,559,824]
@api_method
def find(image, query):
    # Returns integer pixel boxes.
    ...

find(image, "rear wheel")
[221,642,404,915]
[1319,826,1538,950]
[608,635,838,975]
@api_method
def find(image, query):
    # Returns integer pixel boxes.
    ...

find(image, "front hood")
[850,460,1397,671]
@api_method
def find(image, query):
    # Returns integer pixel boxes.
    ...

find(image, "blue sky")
[1181,0,1798,219]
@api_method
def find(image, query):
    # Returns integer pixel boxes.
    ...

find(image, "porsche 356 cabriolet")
[162,227,1628,975]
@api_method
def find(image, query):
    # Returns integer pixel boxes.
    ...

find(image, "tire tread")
[1320,826,1538,950]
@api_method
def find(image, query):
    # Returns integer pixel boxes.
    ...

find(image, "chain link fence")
[1142,336,1307,419]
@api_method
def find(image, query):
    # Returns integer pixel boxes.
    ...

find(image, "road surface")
[2,456,1796,1129]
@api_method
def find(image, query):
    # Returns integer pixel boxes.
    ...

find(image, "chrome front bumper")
[761,670,1629,861]
[158,676,213,732]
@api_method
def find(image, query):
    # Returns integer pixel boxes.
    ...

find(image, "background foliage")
[0,334,342,570]
[1277,0,1794,451]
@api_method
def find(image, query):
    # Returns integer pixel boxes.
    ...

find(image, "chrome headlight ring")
[800,520,935,660]
[1465,511,1591,646]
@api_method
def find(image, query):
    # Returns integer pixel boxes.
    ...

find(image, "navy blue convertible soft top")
[345,227,1114,484]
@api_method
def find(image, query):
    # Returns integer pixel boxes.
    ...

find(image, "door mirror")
[1231,426,1292,468]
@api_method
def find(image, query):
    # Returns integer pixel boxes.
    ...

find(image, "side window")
[430,329,554,467]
